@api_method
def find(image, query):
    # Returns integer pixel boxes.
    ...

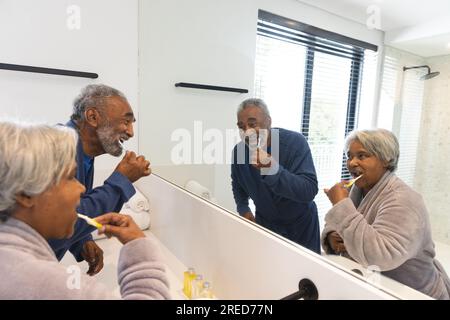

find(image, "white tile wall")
[416,54,450,245]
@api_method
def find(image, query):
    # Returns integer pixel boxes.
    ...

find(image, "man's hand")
[326,231,347,255]
[250,148,272,169]
[242,211,256,223]
[81,240,104,276]
[115,151,151,183]
[324,181,349,205]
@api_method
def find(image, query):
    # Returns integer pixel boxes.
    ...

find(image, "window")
[254,10,378,227]
[378,46,426,187]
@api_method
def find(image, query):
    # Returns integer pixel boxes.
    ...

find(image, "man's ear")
[266,116,272,128]
[15,193,35,209]
[84,108,100,128]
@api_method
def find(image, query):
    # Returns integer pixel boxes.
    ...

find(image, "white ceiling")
[297,0,450,57]
[392,33,450,57]
[298,0,450,31]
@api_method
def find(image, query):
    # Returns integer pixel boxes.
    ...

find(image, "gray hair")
[237,98,271,118]
[0,121,78,221]
[345,128,400,172]
[71,84,127,121]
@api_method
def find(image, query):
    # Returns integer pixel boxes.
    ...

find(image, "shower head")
[421,71,440,80]
[403,65,440,81]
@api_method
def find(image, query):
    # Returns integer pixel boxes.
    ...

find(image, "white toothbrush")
[344,174,363,188]
[77,213,103,229]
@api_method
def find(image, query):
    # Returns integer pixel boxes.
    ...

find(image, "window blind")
[378,54,399,130]
[378,48,425,187]
[397,71,425,187]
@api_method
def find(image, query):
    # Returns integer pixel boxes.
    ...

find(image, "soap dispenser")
[182,267,196,299]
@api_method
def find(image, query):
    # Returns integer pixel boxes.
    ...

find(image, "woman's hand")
[324,181,349,205]
[326,231,347,255]
[95,213,145,245]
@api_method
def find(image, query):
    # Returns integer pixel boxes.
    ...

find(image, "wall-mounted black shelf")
[0,63,98,79]
[175,82,248,94]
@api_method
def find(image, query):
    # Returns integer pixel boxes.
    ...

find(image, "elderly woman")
[0,121,170,299]
[322,128,450,299]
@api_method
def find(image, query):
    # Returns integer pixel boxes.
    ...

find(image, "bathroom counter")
[61,174,431,300]
[322,254,431,299]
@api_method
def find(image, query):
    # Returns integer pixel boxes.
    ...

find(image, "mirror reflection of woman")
[322,129,450,299]
[0,121,170,299]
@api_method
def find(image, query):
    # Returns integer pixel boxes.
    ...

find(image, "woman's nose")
[348,157,359,168]
[77,180,86,195]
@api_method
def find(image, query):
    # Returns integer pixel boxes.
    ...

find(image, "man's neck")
[263,128,272,148]
[74,120,105,158]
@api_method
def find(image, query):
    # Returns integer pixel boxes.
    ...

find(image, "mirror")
[138,0,450,298]
[2,0,446,299]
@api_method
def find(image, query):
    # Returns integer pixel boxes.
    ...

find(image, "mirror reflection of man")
[48,84,151,275]
[231,98,320,253]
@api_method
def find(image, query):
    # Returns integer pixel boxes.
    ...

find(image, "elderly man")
[48,84,151,275]
[231,98,320,253]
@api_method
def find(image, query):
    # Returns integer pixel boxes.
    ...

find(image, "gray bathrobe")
[0,218,171,299]
[321,171,450,300]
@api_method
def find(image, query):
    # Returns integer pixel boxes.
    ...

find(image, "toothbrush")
[344,174,363,188]
[77,213,103,229]
[119,140,128,154]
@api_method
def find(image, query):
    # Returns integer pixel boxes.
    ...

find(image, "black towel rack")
[175,82,248,94]
[0,63,98,79]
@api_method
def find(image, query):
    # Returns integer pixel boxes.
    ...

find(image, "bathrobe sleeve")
[24,238,171,299]
[321,190,424,271]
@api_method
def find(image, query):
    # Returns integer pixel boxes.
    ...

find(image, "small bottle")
[182,267,196,299]
[191,274,204,299]
[199,281,214,299]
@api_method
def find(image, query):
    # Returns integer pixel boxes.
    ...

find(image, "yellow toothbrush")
[77,213,103,229]
[344,175,363,188]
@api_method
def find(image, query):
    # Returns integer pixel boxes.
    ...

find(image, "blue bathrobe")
[231,128,320,253]
[48,120,135,261]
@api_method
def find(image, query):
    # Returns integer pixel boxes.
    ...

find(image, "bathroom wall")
[0,0,139,174]
[138,0,384,213]
[377,46,450,246]
[415,54,450,245]
[377,46,426,187]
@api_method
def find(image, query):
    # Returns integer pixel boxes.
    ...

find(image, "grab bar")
[175,82,248,93]
[0,63,98,79]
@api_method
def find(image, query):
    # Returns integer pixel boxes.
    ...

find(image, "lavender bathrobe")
[0,218,171,299]
[321,171,450,300]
